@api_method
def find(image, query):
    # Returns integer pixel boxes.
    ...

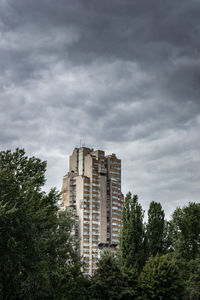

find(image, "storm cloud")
[0,0,200,218]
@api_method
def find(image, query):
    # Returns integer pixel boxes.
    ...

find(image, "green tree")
[168,202,200,300]
[146,201,165,257]
[0,149,81,299]
[55,263,91,300]
[185,257,200,300]
[120,192,145,272]
[162,220,174,254]
[90,249,131,300]
[171,202,200,261]
[122,267,139,299]
[138,254,185,300]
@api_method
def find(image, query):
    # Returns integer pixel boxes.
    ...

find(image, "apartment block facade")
[61,147,123,275]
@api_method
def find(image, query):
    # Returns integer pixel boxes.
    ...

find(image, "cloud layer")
[1,0,200,218]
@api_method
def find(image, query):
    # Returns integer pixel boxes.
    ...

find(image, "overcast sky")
[1,0,200,219]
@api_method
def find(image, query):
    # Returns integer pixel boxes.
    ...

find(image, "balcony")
[92,221,100,225]
[99,166,107,175]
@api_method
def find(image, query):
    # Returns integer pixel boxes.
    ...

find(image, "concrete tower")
[61,147,123,275]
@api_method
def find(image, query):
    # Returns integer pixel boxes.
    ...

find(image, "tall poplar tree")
[146,201,165,257]
[120,192,145,272]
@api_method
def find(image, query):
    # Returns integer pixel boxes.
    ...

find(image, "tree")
[162,220,174,254]
[90,249,131,300]
[185,257,200,300]
[120,192,145,272]
[146,201,165,257]
[55,263,91,300]
[169,202,200,300]
[138,254,185,300]
[0,149,81,299]
[171,202,200,261]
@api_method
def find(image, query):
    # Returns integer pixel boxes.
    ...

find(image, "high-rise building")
[61,147,123,275]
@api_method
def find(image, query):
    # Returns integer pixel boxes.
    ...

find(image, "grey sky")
[0,0,200,219]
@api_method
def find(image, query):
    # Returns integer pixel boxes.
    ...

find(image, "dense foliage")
[119,192,199,300]
[138,254,184,300]
[0,149,199,299]
[0,149,87,299]
[146,201,165,257]
[90,249,131,300]
[120,193,145,272]
[170,203,200,300]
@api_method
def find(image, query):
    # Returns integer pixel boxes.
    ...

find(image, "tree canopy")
[0,149,83,299]
[139,254,184,300]
[120,193,145,272]
[171,202,200,260]
[146,201,165,257]
[90,249,131,300]
[0,149,199,299]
